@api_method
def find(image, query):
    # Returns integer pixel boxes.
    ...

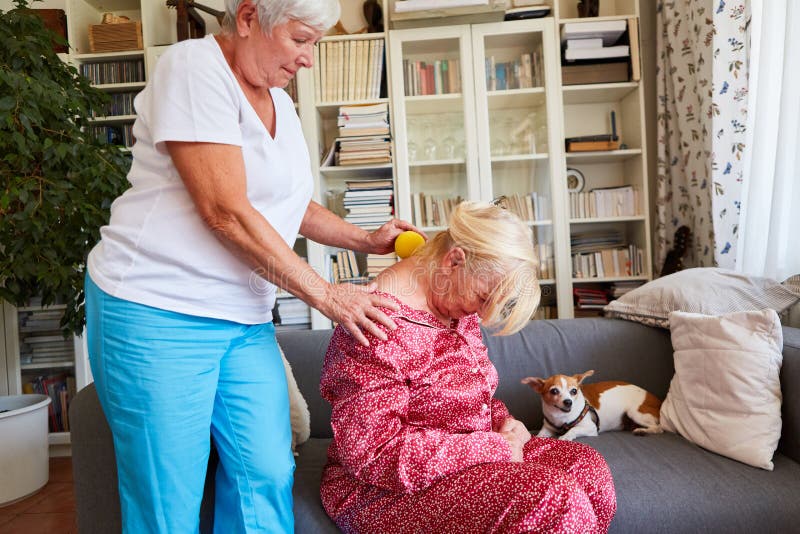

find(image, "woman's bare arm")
[166,141,396,344]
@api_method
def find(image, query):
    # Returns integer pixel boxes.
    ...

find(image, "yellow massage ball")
[394,231,425,259]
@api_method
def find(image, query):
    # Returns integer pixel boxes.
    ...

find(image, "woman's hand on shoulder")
[498,418,531,462]
[364,219,428,255]
[318,282,400,346]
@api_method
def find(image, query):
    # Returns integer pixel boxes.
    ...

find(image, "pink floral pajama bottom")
[322,437,617,534]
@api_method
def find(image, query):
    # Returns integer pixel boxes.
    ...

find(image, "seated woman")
[320,202,616,533]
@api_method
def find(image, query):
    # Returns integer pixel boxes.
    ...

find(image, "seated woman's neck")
[374,256,449,325]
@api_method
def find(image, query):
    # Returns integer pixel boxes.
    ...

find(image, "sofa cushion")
[603,268,800,328]
[590,432,800,533]
[294,439,338,533]
[661,310,783,470]
[290,433,800,534]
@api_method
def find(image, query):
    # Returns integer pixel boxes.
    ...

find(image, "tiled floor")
[0,457,77,534]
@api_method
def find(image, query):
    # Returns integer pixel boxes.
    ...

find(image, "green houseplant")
[0,0,130,335]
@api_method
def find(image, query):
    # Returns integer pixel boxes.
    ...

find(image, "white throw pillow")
[660,309,783,470]
[278,344,311,454]
[603,268,800,328]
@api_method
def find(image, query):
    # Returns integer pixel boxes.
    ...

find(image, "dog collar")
[544,403,600,437]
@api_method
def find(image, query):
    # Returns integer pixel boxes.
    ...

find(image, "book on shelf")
[569,186,640,219]
[403,58,461,96]
[566,38,603,49]
[410,193,463,227]
[317,39,385,103]
[338,125,391,137]
[564,45,630,62]
[566,139,621,152]
[562,61,629,85]
[560,19,627,46]
[345,178,393,190]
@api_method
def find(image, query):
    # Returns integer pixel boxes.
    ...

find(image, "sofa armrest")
[779,326,800,463]
[69,384,121,534]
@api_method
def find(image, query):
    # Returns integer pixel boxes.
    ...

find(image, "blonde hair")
[222,0,340,34]
[415,201,541,335]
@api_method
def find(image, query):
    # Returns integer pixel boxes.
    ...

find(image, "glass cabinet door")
[389,25,480,233]
[471,19,567,319]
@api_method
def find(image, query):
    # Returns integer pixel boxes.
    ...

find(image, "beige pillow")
[660,309,783,470]
[604,268,800,328]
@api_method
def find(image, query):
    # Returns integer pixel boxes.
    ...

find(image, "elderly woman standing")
[320,202,617,533]
[83,1,420,532]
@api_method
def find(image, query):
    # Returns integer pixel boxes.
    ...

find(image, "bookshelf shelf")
[21,362,76,371]
[559,15,637,25]
[491,153,549,163]
[320,164,394,175]
[404,93,464,114]
[48,432,71,446]
[565,149,642,163]
[15,304,67,313]
[573,276,650,283]
[487,87,546,110]
[93,81,147,92]
[420,225,449,233]
[409,158,466,167]
[529,220,554,227]
[321,31,386,43]
[316,98,389,112]
[570,215,646,224]
[72,50,145,61]
[90,114,137,124]
[562,82,639,104]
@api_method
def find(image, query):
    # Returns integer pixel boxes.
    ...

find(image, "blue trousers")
[85,274,295,533]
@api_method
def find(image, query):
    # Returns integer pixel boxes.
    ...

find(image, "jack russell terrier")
[521,370,663,441]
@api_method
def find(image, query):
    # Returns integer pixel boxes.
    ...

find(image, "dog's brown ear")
[576,370,595,384]
[521,377,546,393]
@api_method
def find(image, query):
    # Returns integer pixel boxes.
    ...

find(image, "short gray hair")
[222,0,340,34]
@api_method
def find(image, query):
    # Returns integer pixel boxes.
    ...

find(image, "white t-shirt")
[88,34,313,324]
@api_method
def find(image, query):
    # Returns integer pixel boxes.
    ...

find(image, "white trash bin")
[0,394,52,506]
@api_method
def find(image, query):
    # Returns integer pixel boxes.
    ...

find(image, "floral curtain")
[711,2,750,268]
[654,0,750,273]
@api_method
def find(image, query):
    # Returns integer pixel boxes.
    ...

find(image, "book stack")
[272,291,310,330]
[570,185,640,219]
[328,249,369,285]
[500,192,549,222]
[410,193,463,227]
[565,110,621,152]
[485,48,543,90]
[561,19,639,85]
[573,287,610,309]
[315,38,385,102]
[532,282,557,320]
[608,280,644,299]
[366,253,398,278]
[338,102,390,138]
[80,58,145,84]
[571,230,644,278]
[18,309,73,365]
[324,103,391,167]
[403,58,462,96]
[343,179,394,230]
[535,243,555,280]
[24,373,76,432]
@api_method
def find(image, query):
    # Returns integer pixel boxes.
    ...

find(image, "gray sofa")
[71,318,800,533]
